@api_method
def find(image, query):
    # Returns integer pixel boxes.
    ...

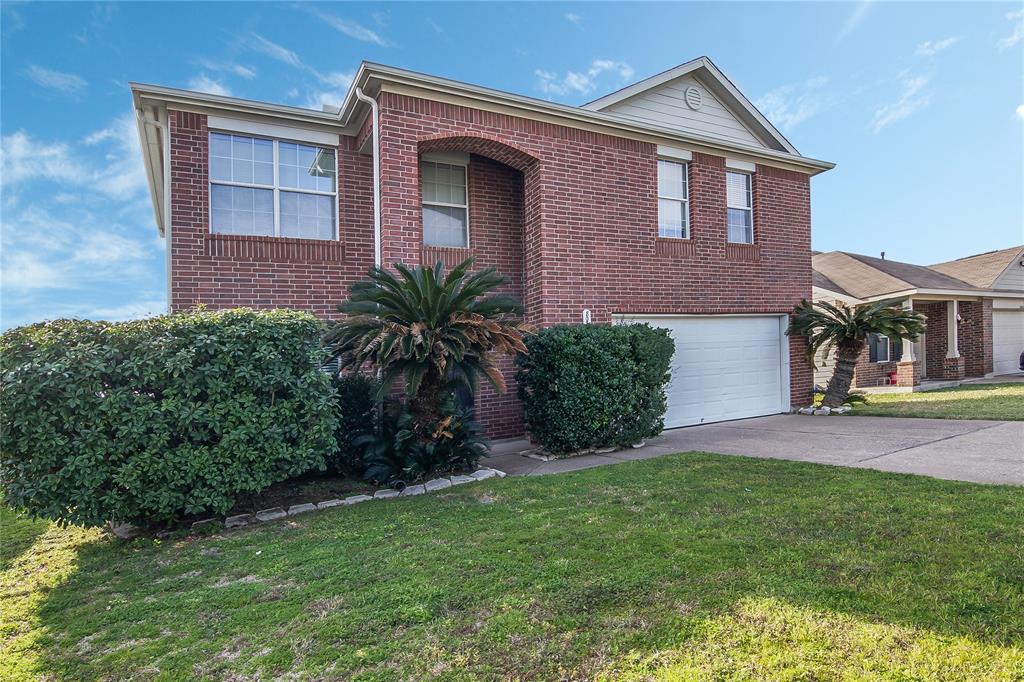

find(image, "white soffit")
[207,115,340,146]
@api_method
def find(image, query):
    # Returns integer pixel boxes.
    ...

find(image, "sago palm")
[788,299,926,408]
[324,259,533,425]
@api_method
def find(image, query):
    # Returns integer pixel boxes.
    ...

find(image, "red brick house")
[131,57,835,437]
[812,247,1024,391]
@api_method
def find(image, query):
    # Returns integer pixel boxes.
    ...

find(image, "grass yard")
[853,383,1024,421]
[3,453,1023,681]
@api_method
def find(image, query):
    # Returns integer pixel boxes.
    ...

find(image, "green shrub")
[329,373,378,475]
[357,400,488,486]
[516,324,674,454]
[0,309,338,528]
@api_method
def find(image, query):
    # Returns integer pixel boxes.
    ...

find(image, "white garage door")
[621,315,790,428]
[993,309,1024,375]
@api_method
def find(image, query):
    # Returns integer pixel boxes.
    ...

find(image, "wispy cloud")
[3,113,147,199]
[872,75,930,133]
[244,33,356,109]
[187,74,232,96]
[755,76,832,131]
[426,18,444,34]
[307,7,394,47]
[997,9,1024,51]
[197,59,256,79]
[837,0,874,41]
[1015,104,1024,120]
[25,64,87,94]
[565,13,581,24]
[72,2,116,45]
[536,59,634,98]
[915,36,960,57]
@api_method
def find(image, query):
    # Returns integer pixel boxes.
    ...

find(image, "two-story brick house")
[131,57,834,438]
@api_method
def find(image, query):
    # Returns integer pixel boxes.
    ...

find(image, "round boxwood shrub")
[0,309,338,528]
[515,323,674,454]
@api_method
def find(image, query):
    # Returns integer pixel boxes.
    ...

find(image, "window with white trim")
[726,171,753,244]
[657,159,689,239]
[868,333,890,362]
[421,160,469,247]
[209,132,337,240]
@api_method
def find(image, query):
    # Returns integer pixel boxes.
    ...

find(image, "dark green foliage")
[328,373,378,475]
[0,309,338,527]
[516,324,674,454]
[357,401,489,486]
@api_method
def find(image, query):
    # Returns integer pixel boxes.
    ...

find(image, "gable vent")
[684,86,703,111]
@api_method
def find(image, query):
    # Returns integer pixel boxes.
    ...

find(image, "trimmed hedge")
[0,309,338,527]
[328,373,377,476]
[516,324,674,454]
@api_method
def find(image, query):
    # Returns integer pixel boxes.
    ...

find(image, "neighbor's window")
[209,132,337,240]
[868,333,890,363]
[421,160,468,248]
[726,171,753,244]
[657,160,689,239]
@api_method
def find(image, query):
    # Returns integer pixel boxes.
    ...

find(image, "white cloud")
[307,8,393,47]
[536,59,634,97]
[247,33,307,70]
[1015,104,1024,120]
[2,113,146,200]
[915,36,960,56]
[303,72,354,111]
[872,75,930,133]
[187,74,232,96]
[565,13,581,24]
[837,0,874,41]
[244,33,356,109]
[426,18,444,34]
[79,299,167,322]
[998,9,1024,51]
[25,64,87,94]
[755,76,832,131]
[198,59,256,79]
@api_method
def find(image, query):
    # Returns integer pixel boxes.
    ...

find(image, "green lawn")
[3,453,1023,681]
[853,384,1024,421]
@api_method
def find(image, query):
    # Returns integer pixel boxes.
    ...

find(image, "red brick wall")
[852,343,899,388]
[960,300,993,377]
[167,110,374,318]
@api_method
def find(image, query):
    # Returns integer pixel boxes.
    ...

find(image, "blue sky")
[2,1,1022,329]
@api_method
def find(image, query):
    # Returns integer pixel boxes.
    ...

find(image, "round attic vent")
[684,86,703,111]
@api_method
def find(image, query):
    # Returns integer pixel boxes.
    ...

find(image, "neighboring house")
[812,247,1024,390]
[131,57,835,437]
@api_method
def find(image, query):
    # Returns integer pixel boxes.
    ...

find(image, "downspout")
[354,87,382,266]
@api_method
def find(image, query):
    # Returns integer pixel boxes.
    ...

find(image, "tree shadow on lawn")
[0,508,49,573]
[22,453,1024,679]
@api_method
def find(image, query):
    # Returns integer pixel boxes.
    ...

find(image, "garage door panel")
[624,315,788,428]
[993,310,1024,375]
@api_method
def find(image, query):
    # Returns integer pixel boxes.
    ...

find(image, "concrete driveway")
[484,415,1024,486]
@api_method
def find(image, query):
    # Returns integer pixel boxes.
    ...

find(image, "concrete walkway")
[483,415,1024,486]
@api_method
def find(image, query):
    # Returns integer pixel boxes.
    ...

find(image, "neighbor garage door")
[620,315,790,428]
[993,309,1024,375]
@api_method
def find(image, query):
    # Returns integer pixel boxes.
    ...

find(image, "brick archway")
[418,134,540,173]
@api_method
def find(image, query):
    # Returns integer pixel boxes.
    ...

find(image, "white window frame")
[726,170,754,245]
[208,131,339,241]
[657,159,690,239]
[870,333,891,363]
[420,158,470,248]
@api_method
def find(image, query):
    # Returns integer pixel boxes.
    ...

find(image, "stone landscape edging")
[205,467,508,532]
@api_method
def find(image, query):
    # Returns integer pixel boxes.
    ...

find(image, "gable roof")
[812,251,984,300]
[581,56,798,155]
[929,246,1024,289]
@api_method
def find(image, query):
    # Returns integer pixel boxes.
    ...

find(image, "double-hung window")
[209,132,337,240]
[657,159,689,239]
[726,171,753,244]
[868,333,902,363]
[421,160,469,247]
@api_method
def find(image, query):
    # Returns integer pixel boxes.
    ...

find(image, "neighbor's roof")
[812,251,984,300]
[929,246,1024,289]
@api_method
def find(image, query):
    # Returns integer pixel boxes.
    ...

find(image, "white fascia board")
[657,145,693,162]
[207,116,340,146]
[861,288,1024,303]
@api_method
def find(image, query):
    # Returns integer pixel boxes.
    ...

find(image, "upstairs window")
[421,160,469,248]
[657,160,689,239]
[726,171,753,244]
[209,132,337,240]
